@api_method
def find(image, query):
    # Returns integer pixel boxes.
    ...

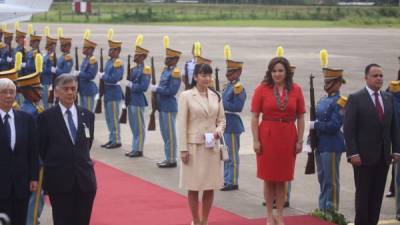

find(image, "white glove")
[309,121,316,130]
[21,62,26,68]
[150,84,158,92]
[126,80,133,89]
[51,66,56,73]
[7,57,13,63]
[303,143,312,153]
[48,85,53,91]
[74,70,80,76]
[98,72,105,78]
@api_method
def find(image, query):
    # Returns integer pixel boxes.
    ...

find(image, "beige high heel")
[266,217,276,225]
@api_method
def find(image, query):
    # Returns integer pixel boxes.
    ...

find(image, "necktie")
[3,114,11,149]
[66,109,77,144]
[374,92,384,122]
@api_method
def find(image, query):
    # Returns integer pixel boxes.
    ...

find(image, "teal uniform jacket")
[55,53,73,77]
[0,44,11,71]
[20,100,39,120]
[78,56,98,97]
[41,53,54,85]
[129,64,150,107]
[315,92,346,153]
[25,50,40,74]
[103,58,124,102]
[155,66,181,112]
[222,80,246,133]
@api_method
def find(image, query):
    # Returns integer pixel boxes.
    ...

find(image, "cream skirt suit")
[178,87,226,191]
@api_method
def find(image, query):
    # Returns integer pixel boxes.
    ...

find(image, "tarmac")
[29,23,400,225]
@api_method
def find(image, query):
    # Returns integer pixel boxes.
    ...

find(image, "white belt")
[225,111,240,116]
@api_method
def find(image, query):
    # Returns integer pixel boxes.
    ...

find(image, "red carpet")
[91,161,335,225]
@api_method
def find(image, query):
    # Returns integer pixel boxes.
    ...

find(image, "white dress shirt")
[59,103,78,143]
[365,86,384,112]
[0,108,16,150]
[183,58,196,86]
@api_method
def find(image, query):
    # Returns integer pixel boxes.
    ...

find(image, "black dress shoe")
[396,209,400,221]
[157,161,177,168]
[125,151,143,158]
[386,191,395,198]
[221,185,235,191]
[105,143,122,149]
[101,141,112,148]
[284,201,290,208]
[233,185,239,190]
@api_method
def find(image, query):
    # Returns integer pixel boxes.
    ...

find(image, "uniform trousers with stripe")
[40,85,50,110]
[104,100,121,145]
[26,191,45,225]
[128,105,145,153]
[223,133,241,186]
[316,151,342,211]
[80,95,95,113]
[159,111,177,163]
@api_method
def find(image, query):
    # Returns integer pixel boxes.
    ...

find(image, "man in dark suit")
[38,74,96,225]
[344,63,400,225]
[0,78,38,225]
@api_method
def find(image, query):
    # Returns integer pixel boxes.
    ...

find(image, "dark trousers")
[353,158,389,225]
[48,183,96,225]
[0,190,29,225]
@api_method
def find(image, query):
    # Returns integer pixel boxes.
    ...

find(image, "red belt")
[262,116,295,123]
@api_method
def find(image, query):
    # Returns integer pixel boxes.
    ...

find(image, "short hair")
[0,78,16,91]
[365,63,381,75]
[54,74,77,89]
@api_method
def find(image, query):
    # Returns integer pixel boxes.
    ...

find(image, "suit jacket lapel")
[76,106,85,145]
[192,88,209,116]
[55,105,74,145]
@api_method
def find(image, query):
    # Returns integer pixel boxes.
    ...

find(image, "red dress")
[251,83,305,181]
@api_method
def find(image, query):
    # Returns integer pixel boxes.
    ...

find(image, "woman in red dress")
[251,57,305,225]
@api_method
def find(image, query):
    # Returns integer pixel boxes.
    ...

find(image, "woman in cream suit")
[178,61,226,225]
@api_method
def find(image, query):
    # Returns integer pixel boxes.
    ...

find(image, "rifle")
[47,51,57,104]
[183,61,190,90]
[397,57,400,80]
[95,48,104,114]
[7,43,12,70]
[305,74,316,175]
[215,67,220,92]
[74,47,79,105]
[147,56,157,131]
[119,54,131,124]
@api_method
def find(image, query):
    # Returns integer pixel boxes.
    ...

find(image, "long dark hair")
[190,63,221,101]
[263,56,293,91]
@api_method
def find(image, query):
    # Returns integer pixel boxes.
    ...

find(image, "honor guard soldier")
[125,34,151,158]
[182,42,200,90]
[220,45,246,191]
[0,51,22,110]
[75,29,98,112]
[150,36,181,168]
[14,22,27,77]
[1,25,14,71]
[308,49,346,211]
[99,28,124,149]
[25,24,42,75]
[51,27,73,77]
[0,24,6,70]
[41,26,57,110]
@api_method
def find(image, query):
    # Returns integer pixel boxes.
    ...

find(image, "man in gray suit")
[344,63,400,225]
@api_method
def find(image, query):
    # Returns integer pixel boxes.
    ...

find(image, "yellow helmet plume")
[163,35,169,49]
[320,49,328,68]
[2,23,7,32]
[224,45,231,60]
[44,26,50,37]
[35,54,43,73]
[107,28,113,41]
[14,22,20,31]
[194,41,201,57]
[83,29,90,40]
[135,34,143,47]
[276,46,284,57]
[57,27,63,39]
[15,52,22,71]
[27,24,33,36]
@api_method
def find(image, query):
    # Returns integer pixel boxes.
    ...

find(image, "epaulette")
[233,82,243,95]
[89,56,97,65]
[49,53,55,61]
[64,54,72,61]
[336,96,347,108]
[36,105,45,114]
[143,66,151,76]
[113,59,122,68]
[0,43,5,49]
[12,101,20,110]
[172,67,181,79]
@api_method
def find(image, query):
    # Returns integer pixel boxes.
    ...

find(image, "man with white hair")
[0,78,38,225]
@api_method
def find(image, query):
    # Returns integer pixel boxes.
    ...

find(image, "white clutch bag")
[220,134,229,161]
